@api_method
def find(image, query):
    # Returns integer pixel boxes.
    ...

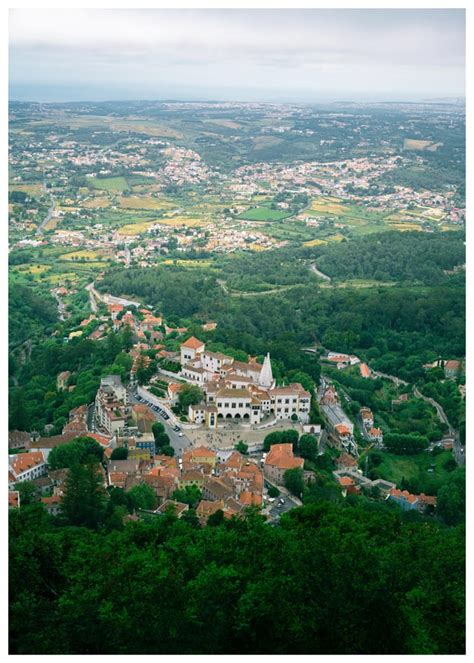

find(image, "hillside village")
[8,282,463,523]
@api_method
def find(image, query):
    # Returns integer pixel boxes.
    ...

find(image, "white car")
[178,432,183,437]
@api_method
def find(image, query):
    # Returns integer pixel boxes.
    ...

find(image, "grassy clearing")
[117,221,155,236]
[161,259,213,268]
[237,206,291,222]
[403,138,434,150]
[203,119,242,129]
[12,264,50,276]
[158,216,206,227]
[91,177,129,192]
[9,183,44,196]
[389,223,423,232]
[119,196,176,211]
[304,238,328,247]
[309,198,347,215]
[325,233,346,242]
[82,197,112,209]
[376,450,453,492]
[253,136,284,149]
[59,249,106,261]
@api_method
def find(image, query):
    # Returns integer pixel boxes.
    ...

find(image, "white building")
[95,375,128,435]
[9,451,47,484]
[182,339,311,428]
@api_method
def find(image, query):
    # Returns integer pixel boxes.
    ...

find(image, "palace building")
[180,338,311,428]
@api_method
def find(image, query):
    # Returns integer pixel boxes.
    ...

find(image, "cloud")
[9,9,465,102]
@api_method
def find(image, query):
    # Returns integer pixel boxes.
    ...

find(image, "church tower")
[259,352,274,389]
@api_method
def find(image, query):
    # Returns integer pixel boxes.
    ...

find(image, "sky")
[9,8,466,103]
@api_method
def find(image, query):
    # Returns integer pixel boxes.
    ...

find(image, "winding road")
[35,179,56,235]
[309,262,332,281]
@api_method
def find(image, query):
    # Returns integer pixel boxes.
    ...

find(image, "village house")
[444,360,463,380]
[95,375,128,435]
[9,451,48,484]
[263,443,304,485]
[8,431,30,451]
[335,453,358,471]
[359,408,374,428]
[57,370,71,391]
[156,500,189,518]
[41,494,62,516]
[367,427,384,443]
[337,475,360,497]
[131,404,156,433]
[196,499,224,524]
[387,488,419,511]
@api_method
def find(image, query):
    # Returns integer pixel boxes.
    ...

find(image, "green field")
[237,206,292,221]
[375,449,454,494]
[90,176,129,191]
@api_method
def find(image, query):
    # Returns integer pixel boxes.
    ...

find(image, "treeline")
[215,248,315,292]
[9,498,464,655]
[97,265,226,319]
[310,231,465,284]
[95,263,465,384]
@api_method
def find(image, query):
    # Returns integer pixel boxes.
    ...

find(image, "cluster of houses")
[423,358,465,380]
[8,431,308,524]
[180,337,311,428]
[319,382,357,453]
[332,453,437,512]
[359,407,384,444]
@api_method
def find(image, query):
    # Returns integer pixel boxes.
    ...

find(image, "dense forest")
[9,283,58,349]
[96,265,465,383]
[311,231,465,284]
[10,495,464,655]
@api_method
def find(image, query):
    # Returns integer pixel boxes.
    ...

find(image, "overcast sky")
[9,8,465,103]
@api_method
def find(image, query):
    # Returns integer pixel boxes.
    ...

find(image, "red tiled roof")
[8,491,19,508]
[181,336,205,350]
[265,444,304,471]
[11,451,45,476]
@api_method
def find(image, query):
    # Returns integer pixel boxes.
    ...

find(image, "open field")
[161,259,213,268]
[90,176,129,192]
[9,183,44,196]
[44,218,60,231]
[403,138,443,151]
[376,449,453,493]
[59,249,108,261]
[203,119,242,130]
[12,264,50,276]
[82,197,112,209]
[29,112,183,139]
[119,196,176,210]
[253,136,284,149]
[389,223,423,232]
[117,221,155,236]
[308,198,348,215]
[237,206,292,221]
[157,216,207,227]
[303,238,328,247]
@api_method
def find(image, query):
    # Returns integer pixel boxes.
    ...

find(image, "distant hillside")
[311,231,465,284]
